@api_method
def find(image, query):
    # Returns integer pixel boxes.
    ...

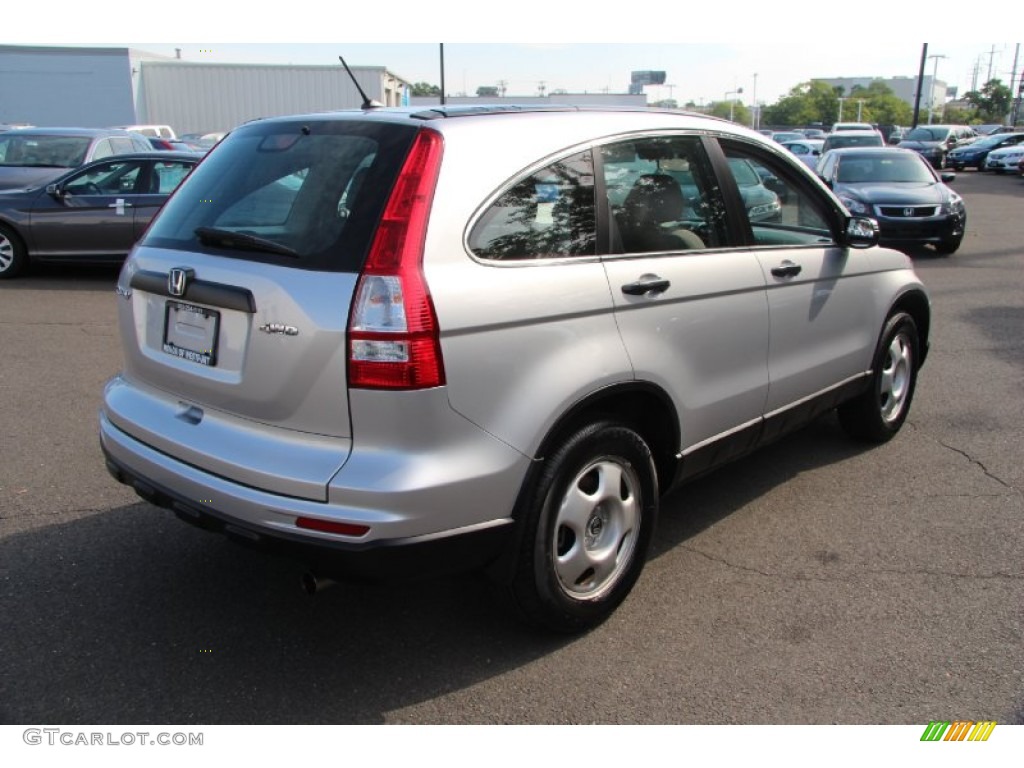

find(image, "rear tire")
[509,420,658,633]
[0,224,28,279]
[838,312,919,443]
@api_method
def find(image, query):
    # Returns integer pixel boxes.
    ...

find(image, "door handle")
[771,261,802,279]
[621,274,671,296]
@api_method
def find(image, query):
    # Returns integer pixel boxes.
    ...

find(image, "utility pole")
[1008,44,1020,123]
[439,44,446,105]
[837,97,846,122]
[912,44,927,128]
[927,54,948,124]
[855,99,866,122]
[986,44,998,84]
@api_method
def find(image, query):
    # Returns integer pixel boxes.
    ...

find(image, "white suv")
[100,106,930,632]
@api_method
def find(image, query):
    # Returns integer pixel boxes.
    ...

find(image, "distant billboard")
[629,70,667,95]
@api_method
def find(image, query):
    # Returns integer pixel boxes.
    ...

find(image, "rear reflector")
[296,517,370,538]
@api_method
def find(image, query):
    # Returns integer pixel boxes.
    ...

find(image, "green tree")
[410,82,441,97]
[651,98,679,109]
[760,81,838,127]
[943,105,977,124]
[848,80,913,125]
[964,79,1012,122]
[708,100,750,124]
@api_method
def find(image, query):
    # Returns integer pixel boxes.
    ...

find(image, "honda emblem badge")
[903,207,914,217]
[168,268,193,298]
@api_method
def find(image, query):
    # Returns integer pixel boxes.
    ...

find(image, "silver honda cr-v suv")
[100,106,930,632]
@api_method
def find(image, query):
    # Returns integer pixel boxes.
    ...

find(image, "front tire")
[838,312,919,443]
[0,224,28,279]
[934,234,962,255]
[509,421,658,633]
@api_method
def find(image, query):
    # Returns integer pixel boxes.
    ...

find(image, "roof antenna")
[339,55,383,110]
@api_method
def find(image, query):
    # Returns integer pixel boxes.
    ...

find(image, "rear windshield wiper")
[195,227,298,258]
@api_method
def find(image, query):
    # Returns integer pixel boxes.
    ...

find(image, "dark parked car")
[897,125,977,169]
[0,127,153,191]
[821,130,885,154]
[817,146,965,255]
[0,152,199,278]
[947,132,1024,170]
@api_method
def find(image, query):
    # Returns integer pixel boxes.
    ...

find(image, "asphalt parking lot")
[1,169,1022,725]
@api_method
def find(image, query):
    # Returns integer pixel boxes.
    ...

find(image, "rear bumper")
[99,407,524,580]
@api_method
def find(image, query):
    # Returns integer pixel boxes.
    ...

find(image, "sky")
[9,4,1021,108]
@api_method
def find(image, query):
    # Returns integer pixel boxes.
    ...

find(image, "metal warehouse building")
[135,61,411,135]
[0,45,411,135]
[0,45,147,127]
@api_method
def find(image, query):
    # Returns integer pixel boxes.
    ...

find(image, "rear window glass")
[0,134,91,167]
[142,119,419,272]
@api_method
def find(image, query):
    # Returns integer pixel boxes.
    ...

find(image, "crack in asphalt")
[907,423,1021,495]
[680,545,1024,583]
[935,439,1020,494]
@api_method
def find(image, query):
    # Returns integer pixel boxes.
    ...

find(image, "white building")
[0,45,411,135]
[814,76,949,115]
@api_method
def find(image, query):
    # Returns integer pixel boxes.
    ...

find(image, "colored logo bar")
[921,721,997,741]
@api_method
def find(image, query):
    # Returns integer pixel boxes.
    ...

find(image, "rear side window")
[601,135,728,252]
[142,120,419,272]
[468,150,596,260]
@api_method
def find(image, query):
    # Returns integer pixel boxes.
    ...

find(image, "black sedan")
[816,147,965,255]
[0,152,199,278]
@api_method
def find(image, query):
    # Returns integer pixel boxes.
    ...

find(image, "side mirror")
[812,149,821,156]
[843,216,879,249]
[46,183,64,199]
[940,172,956,183]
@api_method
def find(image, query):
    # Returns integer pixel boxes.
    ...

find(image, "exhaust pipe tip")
[301,570,336,596]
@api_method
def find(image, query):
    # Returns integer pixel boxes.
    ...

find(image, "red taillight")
[296,516,370,537]
[348,129,445,390]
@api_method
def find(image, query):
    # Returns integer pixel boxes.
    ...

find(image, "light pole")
[837,97,846,122]
[927,54,947,124]
[855,99,867,122]
[725,87,743,122]
[751,73,758,129]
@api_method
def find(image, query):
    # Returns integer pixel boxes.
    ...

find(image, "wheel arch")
[889,288,931,367]
[532,381,680,493]
[486,381,679,585]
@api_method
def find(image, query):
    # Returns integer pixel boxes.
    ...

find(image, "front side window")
[602,135,727,253]
[65,160,145,195]
[720,142,834,247]
[468,150,596,260]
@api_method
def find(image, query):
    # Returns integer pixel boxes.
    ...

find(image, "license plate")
[163,300,220,366]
